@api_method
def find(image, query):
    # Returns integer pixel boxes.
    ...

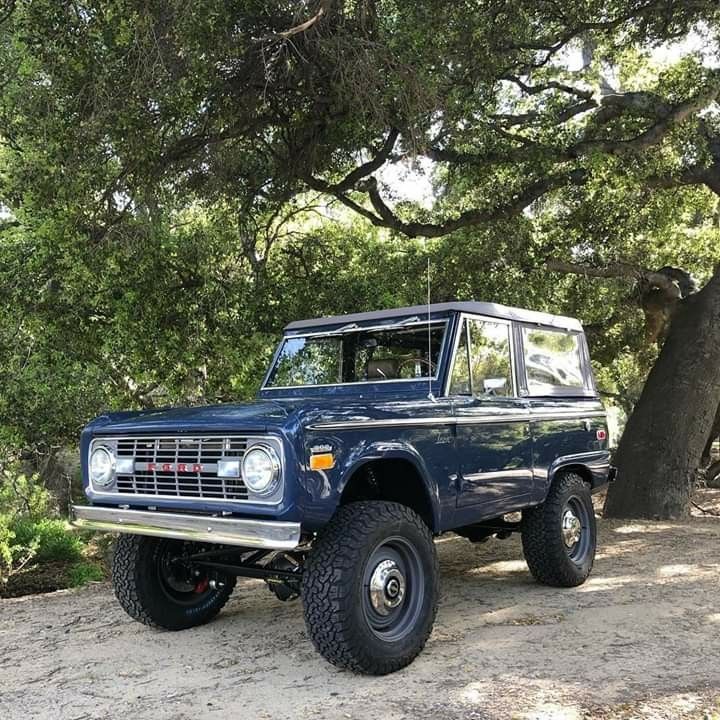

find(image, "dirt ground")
[2,492,720,720]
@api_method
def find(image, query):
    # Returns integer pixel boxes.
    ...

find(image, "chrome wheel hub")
[562,508,582,547]
[368,559,406,616]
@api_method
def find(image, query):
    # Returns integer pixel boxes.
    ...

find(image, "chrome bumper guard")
[71,505,301,550]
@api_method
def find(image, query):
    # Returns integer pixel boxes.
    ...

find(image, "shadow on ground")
[2,497,719,720]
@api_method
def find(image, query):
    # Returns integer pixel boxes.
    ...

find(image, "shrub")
[0,469,53,519]
[67,560,104,587]
[0,467,82,584]
[12,517,83,564]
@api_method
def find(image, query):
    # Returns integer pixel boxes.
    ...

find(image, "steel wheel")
[157,540,216,605]
[362,536,425,642]
[561,496,592,565]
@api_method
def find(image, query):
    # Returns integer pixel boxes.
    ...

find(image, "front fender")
[339,441,441,527]
[297,436,442,532]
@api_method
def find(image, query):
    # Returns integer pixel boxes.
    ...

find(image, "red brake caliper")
[194,577,209,594]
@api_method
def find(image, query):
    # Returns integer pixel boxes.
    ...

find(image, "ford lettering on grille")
[139,463,205,473]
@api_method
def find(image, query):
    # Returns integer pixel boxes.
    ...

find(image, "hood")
[89,400,293,435]
[87,392,440,437]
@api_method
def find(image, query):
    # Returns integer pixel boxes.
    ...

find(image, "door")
[448,316,533,512]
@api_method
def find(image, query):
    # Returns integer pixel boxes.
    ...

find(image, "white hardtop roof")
[284,301,583,333]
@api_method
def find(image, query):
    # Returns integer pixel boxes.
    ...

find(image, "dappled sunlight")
[478,604,564,626]
[612,522,677,534]
[576,574,640,592]
[601,691,719,719]
[595,537,648,559]
[457,677,584,719]
[706,613,720,624]
[465,559,528,576]
[519,703,582,720]
[657,563,707,577]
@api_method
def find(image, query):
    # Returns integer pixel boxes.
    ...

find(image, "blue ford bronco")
[73,301,614,675]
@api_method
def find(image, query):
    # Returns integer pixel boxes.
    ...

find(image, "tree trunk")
[700,401,720,467]
[605,267,720,519]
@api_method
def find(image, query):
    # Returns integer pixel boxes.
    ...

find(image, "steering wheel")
[397,357,436,377]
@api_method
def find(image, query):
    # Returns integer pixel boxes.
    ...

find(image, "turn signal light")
[310,452,336,470]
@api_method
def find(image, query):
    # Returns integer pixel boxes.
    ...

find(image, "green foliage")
[11,518,83,564]
[67,561,105,588]
[0,469,53,520]
[0,2,719,527]
[0,468,83,584]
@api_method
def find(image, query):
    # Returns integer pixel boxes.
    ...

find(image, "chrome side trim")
[463,468,532,482]
[307,410,606,431]
[529,411,606,423]
[71,505,301,549]
[308,416,458,431]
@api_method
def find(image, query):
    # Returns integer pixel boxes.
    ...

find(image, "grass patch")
[67,560,105,587]
[12,518,84,564]
[1,469,108,596]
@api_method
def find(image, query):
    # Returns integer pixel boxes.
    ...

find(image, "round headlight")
[90,446,115,488]
[242,445,280,495]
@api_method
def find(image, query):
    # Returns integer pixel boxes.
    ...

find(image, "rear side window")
[449,318,513,396]
[522,327,584,392]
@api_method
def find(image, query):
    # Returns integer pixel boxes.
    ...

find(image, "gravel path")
[2,516,719,719]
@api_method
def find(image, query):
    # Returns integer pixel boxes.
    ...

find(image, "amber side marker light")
[310,452,336,470]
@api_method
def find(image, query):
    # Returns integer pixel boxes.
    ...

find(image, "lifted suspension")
[185,547,306,600]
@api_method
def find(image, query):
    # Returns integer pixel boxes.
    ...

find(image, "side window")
[467,319,513,396]
[448,320,471,395]
[448,318,513,396]
[522,327,584,392]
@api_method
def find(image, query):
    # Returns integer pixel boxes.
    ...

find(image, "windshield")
[265,321,447,388]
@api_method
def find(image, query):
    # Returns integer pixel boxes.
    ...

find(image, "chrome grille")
[114,436,249,500]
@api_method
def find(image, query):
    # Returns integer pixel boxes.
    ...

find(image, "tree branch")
[569,77,720,157]
[545,259,682,299]
[325,170,587,238]
[278,0,333,39]
[501,75,593,101]
[417,77,720,173]
[331,127,400,193]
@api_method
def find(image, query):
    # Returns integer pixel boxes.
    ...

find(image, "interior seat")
[366,358,400,380]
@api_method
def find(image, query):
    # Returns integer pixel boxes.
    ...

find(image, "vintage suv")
[72,301,613,675]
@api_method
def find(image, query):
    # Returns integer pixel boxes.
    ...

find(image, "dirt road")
[2,512,719,720]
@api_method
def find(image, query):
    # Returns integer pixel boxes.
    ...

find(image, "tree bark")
[700,401,720,467]
[605,267,720,519]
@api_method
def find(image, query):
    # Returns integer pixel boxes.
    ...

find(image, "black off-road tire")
[302,501,439,675]
[521,472,596,588]
[112,534,236,630]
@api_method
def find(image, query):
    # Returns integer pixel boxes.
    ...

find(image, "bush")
[0,467,84,585]
[67,560,104,587]
[12,517,83,563]
[0,468,53,518]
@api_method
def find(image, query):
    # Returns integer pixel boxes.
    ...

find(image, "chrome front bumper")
[71,505,301,550]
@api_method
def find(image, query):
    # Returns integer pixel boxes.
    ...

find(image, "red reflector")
[596,429,607,441]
